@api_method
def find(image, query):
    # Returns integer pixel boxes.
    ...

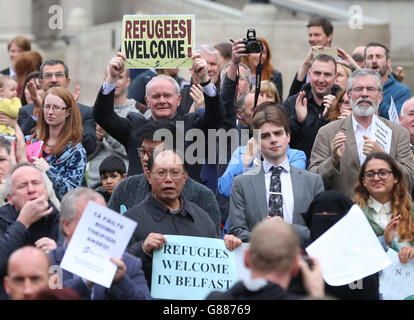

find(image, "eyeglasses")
[150,169,185,180]
[363,170,393,180]
[350,86,380,93]
[137,148,153,158]
[42,105,68,112]
[43,72,65,80]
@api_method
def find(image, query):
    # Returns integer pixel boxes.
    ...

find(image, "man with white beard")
[308,68,414,198]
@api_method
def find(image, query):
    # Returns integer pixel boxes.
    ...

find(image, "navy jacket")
[49,246,151,300]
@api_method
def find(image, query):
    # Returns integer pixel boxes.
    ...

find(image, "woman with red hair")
[24,87,86,200]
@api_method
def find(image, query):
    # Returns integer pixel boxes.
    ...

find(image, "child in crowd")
[0,76,21,139]
[97,155,127,203]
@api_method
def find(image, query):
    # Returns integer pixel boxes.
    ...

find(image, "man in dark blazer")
[228,105,324,247]
[17,59,96,156]
[93,52,224,181]
[49,187,151,300]
[309,68,414,199]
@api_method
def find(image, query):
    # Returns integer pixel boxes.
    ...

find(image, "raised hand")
[73,84,81,102]
[191,53,209,84]
[142,232,167,255]
[331,131,347,166]
[321,94,336,120]
[189,84,205,111]
[106,52,126,84]
[362,135,384,156]
[295,91,308,123]
[17,195,53,229]
[96,124,107,142]
[336,46,359,71]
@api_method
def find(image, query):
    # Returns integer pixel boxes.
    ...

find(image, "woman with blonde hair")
[24,87,86,200]
[255,80,281,104]
[354,152,414,264]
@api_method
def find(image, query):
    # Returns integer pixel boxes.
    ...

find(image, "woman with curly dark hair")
[354,152,414,264]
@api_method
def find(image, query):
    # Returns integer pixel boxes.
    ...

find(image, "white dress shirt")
[352,114,372,166]
[367,196,392,230]
[263,159,294,224]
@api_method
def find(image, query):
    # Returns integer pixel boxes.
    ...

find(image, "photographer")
[206,219,325,300]
[283,54,341,163]
[241,31,283,98]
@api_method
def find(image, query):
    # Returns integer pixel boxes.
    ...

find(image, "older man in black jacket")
[93,53,224,182]
[0,163,61,299]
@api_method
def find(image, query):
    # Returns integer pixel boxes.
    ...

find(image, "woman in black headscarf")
[289,190,380,300]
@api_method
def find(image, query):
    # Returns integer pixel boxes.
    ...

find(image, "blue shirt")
[380,73,412,119]
[217,145,306,197]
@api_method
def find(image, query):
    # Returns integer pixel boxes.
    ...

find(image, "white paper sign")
[371,115,392,154]
[388,96,400,124]
[306,205,392,286]
[380,248,414,300]
[60,201,137,288]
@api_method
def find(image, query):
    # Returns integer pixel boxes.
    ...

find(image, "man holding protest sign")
[49,188,151,300]
[124,149,241,287]
[107,120,222,236]
[93,52,224,182]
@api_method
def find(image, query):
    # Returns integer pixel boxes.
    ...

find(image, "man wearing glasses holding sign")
[309,68,414,198]
[124,149,241,287]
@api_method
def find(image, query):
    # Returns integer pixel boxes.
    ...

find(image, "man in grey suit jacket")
[309,68,414,199]
[17,59,96,156]
[228,105,324,246]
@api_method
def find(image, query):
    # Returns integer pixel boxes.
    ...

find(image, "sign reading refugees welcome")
[122,14,195,69]
[151,235,239,300]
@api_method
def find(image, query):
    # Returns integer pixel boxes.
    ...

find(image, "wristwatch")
[199,79,211,87]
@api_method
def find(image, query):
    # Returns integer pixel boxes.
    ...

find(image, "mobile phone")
[313,47,338,60]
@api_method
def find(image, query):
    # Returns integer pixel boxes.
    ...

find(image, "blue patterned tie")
[268,166,283,218]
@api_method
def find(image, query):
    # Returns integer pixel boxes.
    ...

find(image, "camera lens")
[248,43,260,53]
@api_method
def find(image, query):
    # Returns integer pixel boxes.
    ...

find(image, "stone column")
[0,0,33,39]
[243,0,278,20]
[60,0,93,35]
[0,0,33,68]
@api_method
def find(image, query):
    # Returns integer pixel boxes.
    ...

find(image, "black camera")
[242,29,262,54]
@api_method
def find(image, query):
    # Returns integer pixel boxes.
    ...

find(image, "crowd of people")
[0,14,413,301]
